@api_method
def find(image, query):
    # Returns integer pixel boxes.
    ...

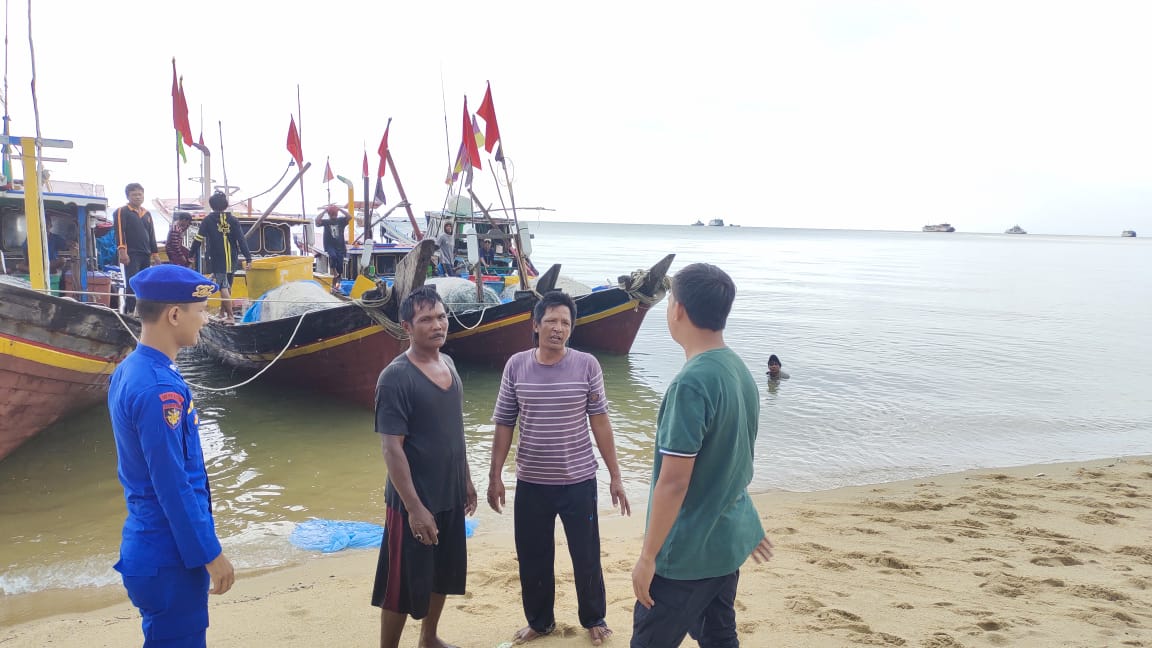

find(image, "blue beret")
[128,265,218,303]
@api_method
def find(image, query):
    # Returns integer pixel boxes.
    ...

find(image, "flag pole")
[386,150,422,239]
[363,147,371,235]
[175,131,182,210]
[325,155,331,205]
[296,85,306,219]
[218,120,229,196]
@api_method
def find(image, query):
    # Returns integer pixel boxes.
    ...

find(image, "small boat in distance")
[1121,230,1137,237]
[1005,225,1027,234]
[922,223,956,232]
[708,218,724,227]
[690,220,704,226]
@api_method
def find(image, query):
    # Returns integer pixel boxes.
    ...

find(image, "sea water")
[1,222,1150,598]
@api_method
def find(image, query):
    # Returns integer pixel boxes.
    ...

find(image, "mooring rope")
[104,305,310,392]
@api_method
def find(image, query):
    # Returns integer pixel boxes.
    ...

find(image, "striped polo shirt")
[492,348,609,485]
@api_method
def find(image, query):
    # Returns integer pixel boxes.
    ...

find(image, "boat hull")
[0,282,137,460]
[442,298,536,366]
[441,255,674,365]
[196,302,406,409]
[195,239,436,409]
[570,288,653,355]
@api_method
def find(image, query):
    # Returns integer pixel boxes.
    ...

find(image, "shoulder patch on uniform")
[589,391,601,403]
[159,391,185,430]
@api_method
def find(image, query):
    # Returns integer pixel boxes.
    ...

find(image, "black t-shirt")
[321,217,350,254]
[113,206,158,256]
[374,353,467,513]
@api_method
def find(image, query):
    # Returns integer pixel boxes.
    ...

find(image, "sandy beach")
[4,456,1152,647]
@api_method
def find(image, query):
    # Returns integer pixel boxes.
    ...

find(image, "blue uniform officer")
[108,265,235,647]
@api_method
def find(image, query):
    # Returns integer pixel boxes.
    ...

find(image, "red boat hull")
[0,280,137,461]
[257,327,406,409]
[197,304,408,409]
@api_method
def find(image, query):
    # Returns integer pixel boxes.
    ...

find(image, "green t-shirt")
[649,347,764,580]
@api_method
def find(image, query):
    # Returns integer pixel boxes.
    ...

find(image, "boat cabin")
[0,181,111,302]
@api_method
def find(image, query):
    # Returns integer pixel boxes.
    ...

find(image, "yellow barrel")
[246,255,314,299]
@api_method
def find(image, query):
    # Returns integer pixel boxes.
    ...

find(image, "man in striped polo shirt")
[488,290,631,646]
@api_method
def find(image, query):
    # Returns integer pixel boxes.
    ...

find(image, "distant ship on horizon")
[1005,225,1027,234]
[1121,230,1137,237]
[922,223,955,232]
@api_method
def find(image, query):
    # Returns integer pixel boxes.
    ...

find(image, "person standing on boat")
[479,238,496,271]
[435,221,456,276]
[113,183,160,312]
[630,263,774,647]
[189,192,251,323]
[487,290,631,646]
[107,265,235,648]
[165,212,194,268]
[371,285,477,648]
[315,205,351,294]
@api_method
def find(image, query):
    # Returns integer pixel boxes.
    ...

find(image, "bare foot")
[512,625,554,644]
[589,624,612,646]
[417,639,459,648]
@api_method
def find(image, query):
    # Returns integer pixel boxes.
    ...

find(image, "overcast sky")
[5,0,1151,234]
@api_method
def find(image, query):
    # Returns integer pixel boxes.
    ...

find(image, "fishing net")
[248,280,343,322]
[427,277,501,313]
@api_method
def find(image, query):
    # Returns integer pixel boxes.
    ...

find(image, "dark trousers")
[631,571,740,648]
[514,478,606,632]
[121,565,210,647]
[123,253,150,313]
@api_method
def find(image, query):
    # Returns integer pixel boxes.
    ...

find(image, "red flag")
[476,82,500,153]
[170,59,193,146]
[286,116,303,167]
[362,151,369,178]
[198,132,206,148]
[323,158,334,182]
[376,119,391,178]
[462,97,481,170]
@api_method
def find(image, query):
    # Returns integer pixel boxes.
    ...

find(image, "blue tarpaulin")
[289,517,478,553]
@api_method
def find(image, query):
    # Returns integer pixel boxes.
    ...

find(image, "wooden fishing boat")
[194,240,434,408]
[439,263,560,364]
[0,167,138,461]
[569,254,675,354]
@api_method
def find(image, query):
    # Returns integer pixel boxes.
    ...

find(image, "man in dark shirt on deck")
[315,205,351,293]
[371,285,477,648]
[113,182,159,312]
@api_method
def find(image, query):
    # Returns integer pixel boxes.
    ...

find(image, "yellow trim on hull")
[448,312,532,340]
[0,335,117,374]
[251,324,390,362]
[575,300,640,326]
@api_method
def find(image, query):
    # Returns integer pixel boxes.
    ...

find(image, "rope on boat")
[623,270,670,307]
[104,305,311,393]
[449,304,488,331]
[353,289,408,339]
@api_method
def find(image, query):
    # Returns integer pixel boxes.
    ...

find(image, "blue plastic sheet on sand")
[290,517,479,553]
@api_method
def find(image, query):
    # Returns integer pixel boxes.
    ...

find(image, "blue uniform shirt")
[109,344,221,575]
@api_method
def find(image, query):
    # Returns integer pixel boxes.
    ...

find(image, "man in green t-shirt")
[631,262,774,647]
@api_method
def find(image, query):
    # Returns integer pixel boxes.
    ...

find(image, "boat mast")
[1,0,10,190]
[26,0,47,287]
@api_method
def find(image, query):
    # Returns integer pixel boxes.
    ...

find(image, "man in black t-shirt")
[315,205,350,293]
[371,286,477,648]
[113,182,159,312]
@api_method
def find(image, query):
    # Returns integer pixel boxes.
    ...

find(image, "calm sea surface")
[2,222,1151,599]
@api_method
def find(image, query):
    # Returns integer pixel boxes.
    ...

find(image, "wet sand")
[4,456,1152,647]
